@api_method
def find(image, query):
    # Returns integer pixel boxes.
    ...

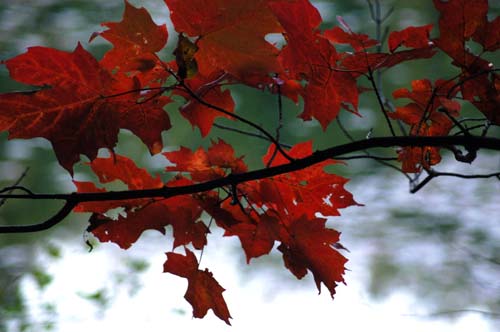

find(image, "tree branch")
[0,135,499,233]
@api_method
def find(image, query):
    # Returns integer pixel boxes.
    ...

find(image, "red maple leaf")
[175,72,236,137]
[163,249,232,324]
[91,0,169,87]
[0,45,118,172]
[278,215,348,298]
[270,0,359,129]
[75,155,208,250]
[432,0,499,124]
[164,139,247,182]
[390,79,461,172]
[254,141,360,218]
[388,24,434,53]
[0,41,172,172]
[165,0,282,81]
[323,26,379,51]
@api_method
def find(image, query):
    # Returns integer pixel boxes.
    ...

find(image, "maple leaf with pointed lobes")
[163,249,232,325]
[270,0,360,129]
[433,0,488,66]
[388,24,434,53]
[164,139,247,182]
[432,0,499,124]
[92,0,169,86]
[0,44,118,172]
[75,155,208,250]
[323,26,379,52]
[278,215,348,298]
[0,41,172,172]
[251,141,359,218]
[175,71,235,137]
[165,0,282,81]
[390,79,461,172]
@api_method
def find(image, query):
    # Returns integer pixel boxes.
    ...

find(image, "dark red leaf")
[163,249,232,324]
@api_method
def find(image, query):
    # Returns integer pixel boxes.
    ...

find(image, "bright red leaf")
[76,155,207,250]
[270,0,360,129]
[278,215,348,298]
[324,26,379,51]
[176,72,235,137]
[92,0,169,86]
[164,139,247,182]
[388,24,433,52]
[163,249,232,324]
[165,0,283,80]
[390,79,461,172]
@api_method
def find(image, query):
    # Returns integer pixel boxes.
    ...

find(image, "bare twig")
[266,77,284,167]
[336,118,410,179]
[410,167,500,193]
[213,123,292,148]
[0,168,30,208]
[168,68,295,162]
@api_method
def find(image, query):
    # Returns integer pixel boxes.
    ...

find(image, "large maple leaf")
[0,43,172,172]
[163,249,232,324]
[0,45,118,172]
[432,0,499,124]
[165,0,283,81]
[92,0,169,87]
[278,215,348,298]
[270,0,359,129]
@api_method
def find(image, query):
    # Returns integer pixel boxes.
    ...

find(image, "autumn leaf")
[255,141,359,218]
[163,249,232,324]
[0,44,118,172]
[278,215,348,298]
[92,0,169,86]
[432,0,499,124]
[390,79,460,172]
[0,41,173,172]
[433,0,488,66]
[388,24,433,52]
[270,0,360,129]
[175,72,235,137]
[323,26,379,51]
[76,155,207,250]
[164,139,247,182]
[165,0,282,80]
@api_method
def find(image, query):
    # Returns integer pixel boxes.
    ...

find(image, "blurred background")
[0,0,499,331]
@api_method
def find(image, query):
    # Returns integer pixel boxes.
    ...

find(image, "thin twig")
[336,155,398,161]
[410,168,500,193]
[404,308,500,318]
[169,68,295,162]
[267,77,284,167]
[336,118,410,179]
[0,168,30,208]
[213,123,292,148]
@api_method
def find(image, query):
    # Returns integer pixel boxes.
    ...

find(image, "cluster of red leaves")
[74,139,357,323]
[0,0,498,324]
